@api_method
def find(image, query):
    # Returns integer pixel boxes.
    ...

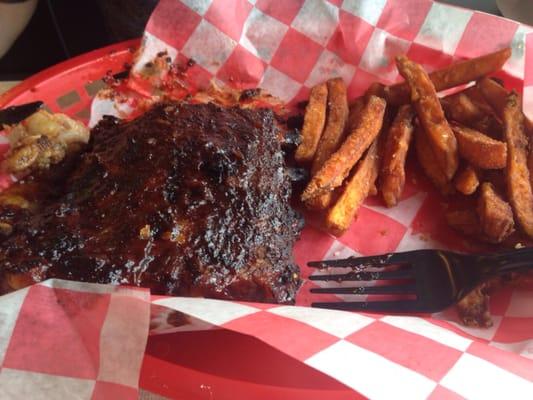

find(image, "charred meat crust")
[0,102,303,303]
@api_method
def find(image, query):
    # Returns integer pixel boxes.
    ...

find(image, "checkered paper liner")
[0,280,151,399]
[2,0,533,399]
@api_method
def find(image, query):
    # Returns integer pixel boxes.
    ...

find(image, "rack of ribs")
[0,102,303,303]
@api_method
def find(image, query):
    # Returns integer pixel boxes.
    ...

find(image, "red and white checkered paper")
[0,280,151,399]
[3,0,533,399]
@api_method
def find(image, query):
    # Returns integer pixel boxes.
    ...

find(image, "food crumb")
[139,224,151,240]
[515,242,525,249]
[419,233,429,242]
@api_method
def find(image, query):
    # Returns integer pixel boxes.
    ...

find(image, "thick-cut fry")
[454,164,480,195]
[295,82,328,163]
[301,96,386,201]
[415,126,453,194]
[380,104,415,207]
[462,85,501,116]
[451,122,507,169]
[441,91,502,137]
[441,92,483,123]
[310,78,349,175]
[396,55,458,180]
[304,78,348,210]
[477,77,508,117]
[446,209,481,236]
[325,141,379,236]
[477,182,514,243]
[386,48,511,105]
[478,78,533,183]
[503,92,533,238]
[306,99,365,210]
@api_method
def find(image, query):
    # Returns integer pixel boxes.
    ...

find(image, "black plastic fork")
[308,248,533,313]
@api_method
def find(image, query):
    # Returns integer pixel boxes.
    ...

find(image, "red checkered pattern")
[0,280,150,399]
[3,0,533,399]
[147,297,533,399]
[131,0,530,108]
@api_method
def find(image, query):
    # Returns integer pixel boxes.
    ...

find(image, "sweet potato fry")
[477,78,533,180]
[306,99,366,210]
[304,79,348,210]
[415,125,453,194]
[477,182,514,243]
[301,96,386,201]
[440,90,502,138]
[451,122,507,169]
[311,78,349,175]
[386,48,511,105]
[477,77,508,117]
[325,141,379,236]
[295,82,328,163]
[462,85,501,116]
[396,55,458,180]
[503,92,533,238]
[446,209,481,236]
[380,104,415,207]
[454,164,480,195]
[441,92,483,123]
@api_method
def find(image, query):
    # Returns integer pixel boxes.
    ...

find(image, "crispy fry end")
[295,82,328,163]
[396,55,458,180]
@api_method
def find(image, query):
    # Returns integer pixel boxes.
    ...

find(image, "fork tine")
[308,268,413,282]
[310,283,416,295]
[311,300,421,313]
[308,252,413,269]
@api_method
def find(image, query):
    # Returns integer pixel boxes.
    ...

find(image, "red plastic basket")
[0,39,139,124]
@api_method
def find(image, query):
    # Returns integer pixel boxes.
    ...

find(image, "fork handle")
[484,247,533,275]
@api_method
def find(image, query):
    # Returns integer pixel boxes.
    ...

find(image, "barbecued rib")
[0,102,303,303]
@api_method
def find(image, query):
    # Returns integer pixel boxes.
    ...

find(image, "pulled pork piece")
[457,284,492,327]
[2,110,89,176]
[458,272,533,327]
